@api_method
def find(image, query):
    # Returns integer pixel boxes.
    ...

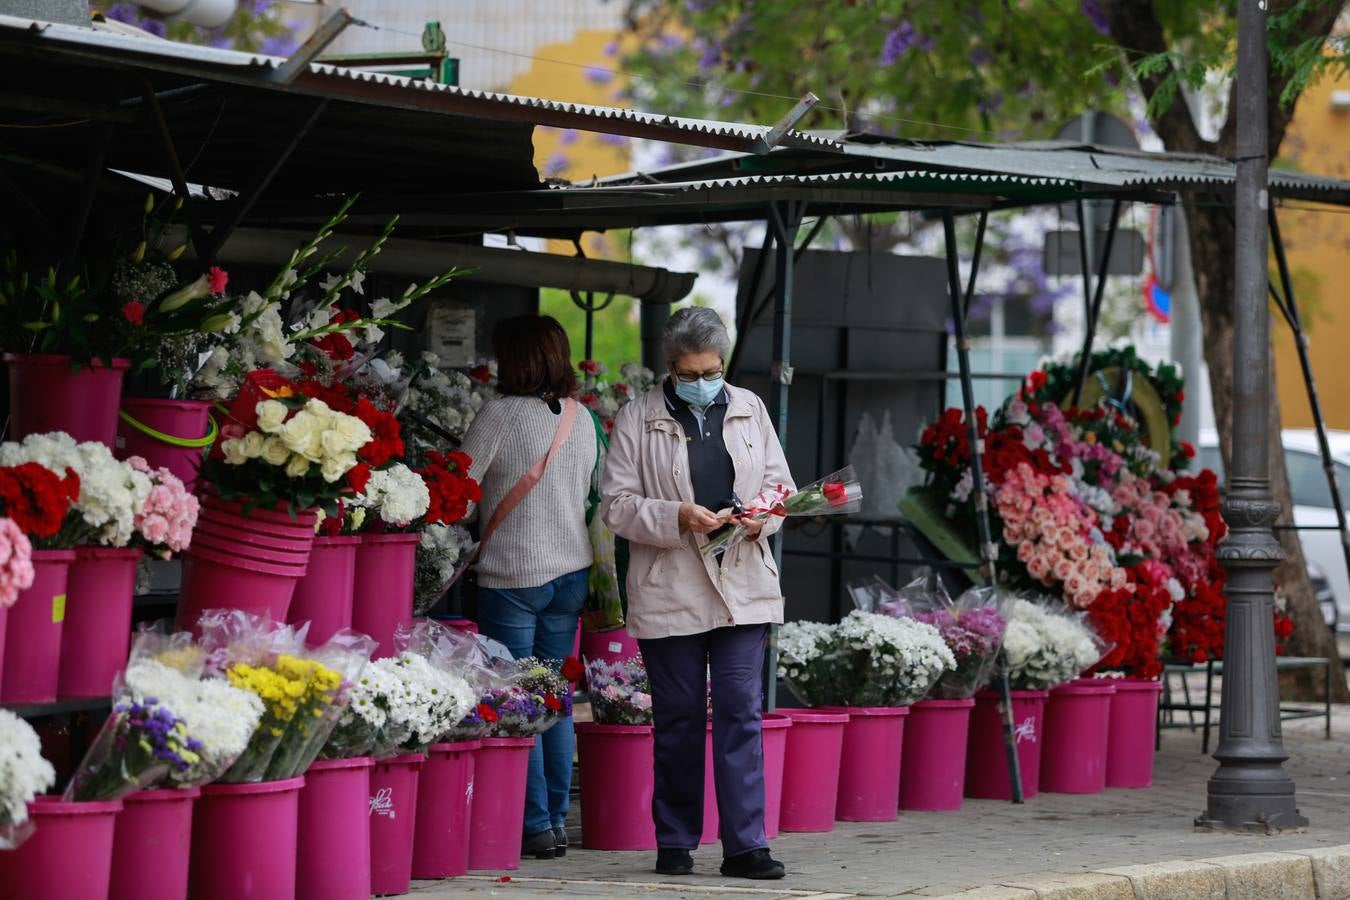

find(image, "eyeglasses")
[671,367,724,384]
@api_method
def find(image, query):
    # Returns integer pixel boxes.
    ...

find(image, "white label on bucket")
[51,594,66,624]
[465,779,474,804]
[608,641,623,653]
[1015,717,1037,744]
[370,787,395,819]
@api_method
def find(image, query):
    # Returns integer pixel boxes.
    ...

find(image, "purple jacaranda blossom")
[603,40,619,57]
[560,128,579,146]
[977,93,1004,115]
[260,34,298,57]
[695,38,721,70]
[585,65,615,85]
[659,34,684,52]
[881,21,918,65]
[1081,0,1111,36]
[718,93,737,107]
[543,152,569,178]
[970,45,992,68]
[599,133,631,147]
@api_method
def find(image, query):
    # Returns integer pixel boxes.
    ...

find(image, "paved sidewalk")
[414,711,1350,899]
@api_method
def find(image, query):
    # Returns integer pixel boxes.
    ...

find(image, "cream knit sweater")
[459,395,597,590]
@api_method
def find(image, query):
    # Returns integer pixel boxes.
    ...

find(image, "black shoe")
[720,848,785,880]
[522,829,556,860]
[655,848,694,876]
[552,826,568,857]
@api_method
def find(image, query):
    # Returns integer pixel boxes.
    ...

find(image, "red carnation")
[579,360,600,375]
[469,365,492,384]
[207,266,229,294]
[346,463,372,495]
[121,301,145,326]
[561,656,585,683]
[544,693,562,712]
[312,332,355,361]
[477,703,498,724]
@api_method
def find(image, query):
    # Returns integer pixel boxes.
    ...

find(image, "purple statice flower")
[1081,0,1111,36]
[881,21,918,65]
[585,65,614,85]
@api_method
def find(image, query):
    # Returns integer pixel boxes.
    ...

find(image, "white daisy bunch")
[355,463,430,526]
[835,610,955,707]
[386,652,474,750]
[414,522,475,614]
[327,653,473,756]
[221,398,372,484]
[0,432,152,546]
[122,658,265,785]
[0,709,55,847]
[323,657,407,758]
[1001,598,1102,690]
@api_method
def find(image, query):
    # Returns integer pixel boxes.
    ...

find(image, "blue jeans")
[477,568,588,835]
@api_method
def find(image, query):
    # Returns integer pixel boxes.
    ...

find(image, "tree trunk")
[1189,202,1348,701]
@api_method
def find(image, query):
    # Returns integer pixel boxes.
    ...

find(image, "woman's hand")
[678,502,722,534]
[732,514,765,541]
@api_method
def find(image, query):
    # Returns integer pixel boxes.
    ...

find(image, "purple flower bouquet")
[912,589,1009,699]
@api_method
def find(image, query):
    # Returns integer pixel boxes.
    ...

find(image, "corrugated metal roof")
[0,14,837,152]
[569,170,1078,192]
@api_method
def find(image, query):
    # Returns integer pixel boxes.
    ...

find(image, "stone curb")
[933,844,1350,899]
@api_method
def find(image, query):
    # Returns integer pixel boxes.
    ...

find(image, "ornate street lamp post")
[1196,0,1306,833]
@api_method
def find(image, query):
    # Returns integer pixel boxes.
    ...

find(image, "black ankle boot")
[721,848,785,880]
[522,829,556,860]
[655,848,694,875]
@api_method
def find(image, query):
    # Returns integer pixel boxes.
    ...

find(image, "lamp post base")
[1194,809,1308,835]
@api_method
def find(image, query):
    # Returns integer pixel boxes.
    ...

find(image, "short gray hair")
[662,306,731,364]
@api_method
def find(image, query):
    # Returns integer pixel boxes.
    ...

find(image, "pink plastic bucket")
[370,753,424,896]
[5,353,129,445]
[1041,678,1117,794]
[194,496,318,540]
[109,787,199,900]
[190,776,304,900]
[191,519,315,556]
[0,796,122,900]
[1,549,75,704]
[412,742,479,878]
[352,532,419,659]
[116,397,214,489]
[288,536,360,646]
[817,706,908,822]
[965,690,1049,800]
[900,698,975,811]
[762,712,791,839]
[0,603,7,698]
[177,548,304,631]
[1106,679,1164,789]
[468,736,535,871]
[701,721,717,844]
[780,709,848,832]
[441,617,479,635]
[576,724,655,850]
[297,757,372,900]
[580,626,640,666]
[59,546,142,699]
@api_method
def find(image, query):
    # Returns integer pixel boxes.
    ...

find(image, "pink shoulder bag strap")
[477,398,579,551]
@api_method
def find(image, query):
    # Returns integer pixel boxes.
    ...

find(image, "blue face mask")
[674,375,724,407]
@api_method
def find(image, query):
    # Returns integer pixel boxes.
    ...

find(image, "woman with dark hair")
[460,313,597,861]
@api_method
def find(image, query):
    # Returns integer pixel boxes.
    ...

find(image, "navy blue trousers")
[639,624,768,857]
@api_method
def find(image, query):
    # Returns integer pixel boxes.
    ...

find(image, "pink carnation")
[128,457,199,555]
[0,516,35,608]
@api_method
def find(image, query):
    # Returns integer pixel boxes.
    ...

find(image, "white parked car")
[1198,429,1345,631]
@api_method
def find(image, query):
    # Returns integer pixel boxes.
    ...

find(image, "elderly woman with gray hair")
[600,307,794,880]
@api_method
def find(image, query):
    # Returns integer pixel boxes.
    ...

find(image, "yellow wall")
[1275,68,1350,428]
[506,30,634,260]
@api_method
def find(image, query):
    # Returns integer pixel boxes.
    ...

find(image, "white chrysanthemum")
[380,653,475,748]
[0,709,55,831]
[1002,599,1100,690]
[123,659,263,776]
[357,464,430,525]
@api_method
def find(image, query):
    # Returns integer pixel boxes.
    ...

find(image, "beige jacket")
[600,381,795,639]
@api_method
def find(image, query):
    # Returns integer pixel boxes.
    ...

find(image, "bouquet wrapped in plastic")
[264,630,375,779]
[777,610,955,708]
[585,657,652,725]
[437,630,521,742]
[492,658,572,737]
[1000,596,1109,690]
[702,465,863,558]
[64,630,264,799]
[879,574,1011,700]
[1,709,56,850]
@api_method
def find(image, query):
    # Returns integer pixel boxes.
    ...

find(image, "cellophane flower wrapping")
[1000,596,1109,691]
[585,657,653,725]
[908,585,1010,700]
[413,523,476,615]
[777,610,955,707]
[702,465,863,558]
[264,629,376,779]
[197,611,318,782]
[0,709,56,850]
[65,631,264,797]
[493,658,571,737]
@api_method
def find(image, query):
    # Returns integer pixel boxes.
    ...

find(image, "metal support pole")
[638,302,670,372]
[1269,207,1350,640]
[1197,0,1306,833]
[764,201,802,713]
[1072,198,1123,404]
[942,212,1020,801]
[727,213,826,381]
[139,78,208,261]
